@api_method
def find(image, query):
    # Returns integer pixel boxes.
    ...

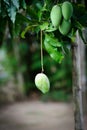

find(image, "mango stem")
[40,30,44,73]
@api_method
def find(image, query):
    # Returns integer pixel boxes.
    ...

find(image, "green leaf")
[7,6,16,23]
[73,3,87,27]
[14,13,30,37]
[3,0,19,9]
[40,22,49,30]
[44,34,64,63]
[3,0,19,23]
[44,37,57,53]
[50,50,64,63]
[3,0,9,5]
[12,0,19,9]
[74,20,83,30]
[45,33,62,47]
[21,26,31,38]
[27,6,39,20]
[67,28,76,42]
[21,24,39,38]
[19,0,26,9]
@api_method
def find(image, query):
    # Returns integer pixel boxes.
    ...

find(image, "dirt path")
[0,101,74,130]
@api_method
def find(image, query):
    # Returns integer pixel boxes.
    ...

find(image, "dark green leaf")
[3,0,19,9]
[19,0,26,9]
[50,50,64,63]
[27,6,39,20]
[73,3,87,27]
[0,16,7,43]
[3,0,19,23]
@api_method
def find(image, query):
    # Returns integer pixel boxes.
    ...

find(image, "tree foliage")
[0,0,87,63]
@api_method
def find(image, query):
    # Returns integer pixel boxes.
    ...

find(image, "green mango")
[59,19,71,35]
[50,5,62,27]
[62,1,73,20]
[35,73,50,94]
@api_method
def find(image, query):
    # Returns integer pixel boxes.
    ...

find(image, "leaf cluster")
[0,0,87,62]
[21,1,87,63]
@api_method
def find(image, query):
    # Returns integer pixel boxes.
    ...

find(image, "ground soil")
[0,100,86,130]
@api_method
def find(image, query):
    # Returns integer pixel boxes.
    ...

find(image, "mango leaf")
[3,0,19,23]
[50,50,64,63]
[40,22,49,30]
[14,13,30,37]
[8,13,31,38]
[3,0,9,5]
[7,6,17,23]
[0,1,7,17]
[21,26,31,38]
[19,0,26,9]
[21,24,39,38]
[44,33,62,47]
[3,0,19,9]
[67,28,76,42]
[78,13,87,27]
[12,0,19,9]
[44,37,57,53]
[74,20,83,30]
[73,3,87,27]
[27,6,39,20]
[44,34,64,63]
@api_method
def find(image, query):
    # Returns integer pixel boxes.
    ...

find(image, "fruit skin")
[35,73,50,94]
[50,5,62,27]
[62,1,73,20]
[59,19,71,35]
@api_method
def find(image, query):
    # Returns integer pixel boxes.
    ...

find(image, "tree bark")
[79,35,87,115]
[72,30,84,130]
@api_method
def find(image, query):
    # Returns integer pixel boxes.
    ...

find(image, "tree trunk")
[72,30,84,130]
[79,35,87,115]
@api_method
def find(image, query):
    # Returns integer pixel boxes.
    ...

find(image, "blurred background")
[0,28,73,103]
[0,27,74,130]
[0,0,87,130]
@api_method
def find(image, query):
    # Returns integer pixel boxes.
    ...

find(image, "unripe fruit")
[50,5,62,27]
[59,19,71,35]
[35,73,50,94]
[62,1,73,20]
